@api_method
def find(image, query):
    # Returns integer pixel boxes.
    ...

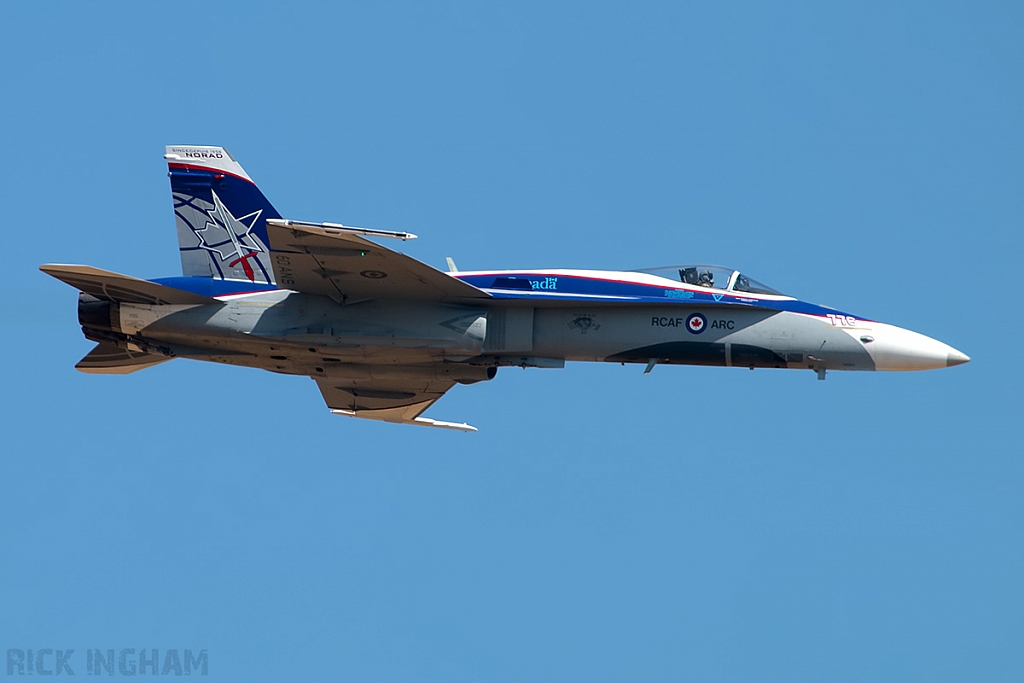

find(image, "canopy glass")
[635,265,784,295]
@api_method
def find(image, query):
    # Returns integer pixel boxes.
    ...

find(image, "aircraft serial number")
[273,254,297,287]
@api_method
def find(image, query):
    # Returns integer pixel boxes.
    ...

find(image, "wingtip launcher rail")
[267,219,418,241]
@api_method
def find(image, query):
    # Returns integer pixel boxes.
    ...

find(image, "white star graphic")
[194,189,266,263]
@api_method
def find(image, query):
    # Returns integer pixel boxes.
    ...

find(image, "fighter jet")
[40,146,970,431]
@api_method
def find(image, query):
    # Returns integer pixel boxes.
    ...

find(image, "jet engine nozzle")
[77,293,120,333]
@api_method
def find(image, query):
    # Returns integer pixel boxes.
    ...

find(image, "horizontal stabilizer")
[40,264,221,305]
[75,342,171,374]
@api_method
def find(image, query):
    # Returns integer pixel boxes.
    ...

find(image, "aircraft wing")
[265,219,490,303]
[314,376,476,432]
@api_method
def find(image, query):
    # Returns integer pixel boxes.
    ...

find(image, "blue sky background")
[1,2,1021,680]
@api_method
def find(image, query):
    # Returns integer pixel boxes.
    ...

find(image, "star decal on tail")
[194,190,267,281]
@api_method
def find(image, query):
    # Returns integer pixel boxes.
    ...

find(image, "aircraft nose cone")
[862,323,968,372]
[946,350,970,367]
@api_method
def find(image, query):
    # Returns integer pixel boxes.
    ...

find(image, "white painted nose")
[860,322,970,371]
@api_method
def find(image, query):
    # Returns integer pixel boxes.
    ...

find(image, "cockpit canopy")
[636,265,785,295]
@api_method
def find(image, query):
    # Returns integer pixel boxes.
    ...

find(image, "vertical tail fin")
[165,145,280,283]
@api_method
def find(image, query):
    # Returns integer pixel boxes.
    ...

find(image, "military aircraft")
[41,146,969,431]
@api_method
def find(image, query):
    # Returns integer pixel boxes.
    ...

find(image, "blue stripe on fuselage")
[150,276,279,298]
[455,273,864,319]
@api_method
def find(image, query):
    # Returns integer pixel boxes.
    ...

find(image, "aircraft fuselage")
[77,268,966,384]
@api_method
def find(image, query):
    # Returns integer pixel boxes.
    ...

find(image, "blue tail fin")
[165,145,280,283]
